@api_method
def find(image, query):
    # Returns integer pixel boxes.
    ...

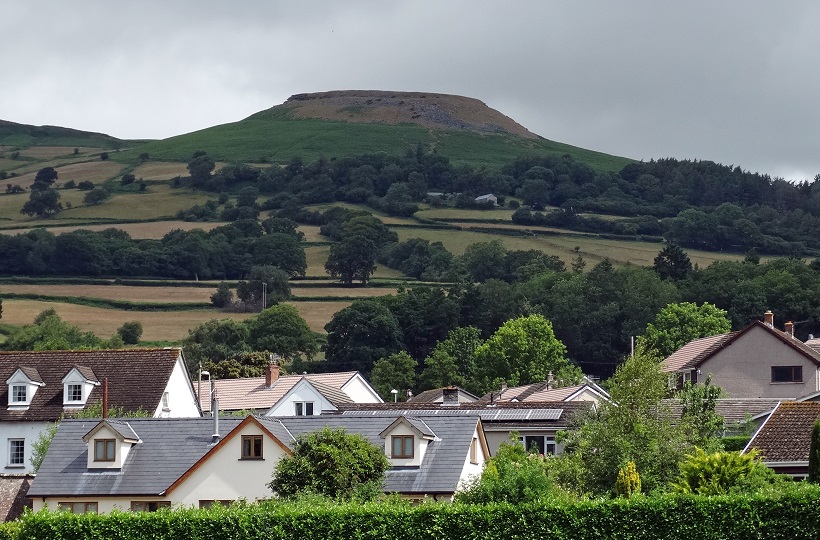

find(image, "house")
[334,401,591,456]
[199,364,382,416]
[483,375,610,405]
[408,386,479,404]
[474,194,499,206]
[0,348,200,475]
[666,397,783,434]
[27,413,488,512]
[660,312,820,399]
[742,401,820,478]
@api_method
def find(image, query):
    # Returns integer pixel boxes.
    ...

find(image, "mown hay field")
[18,146,101,160]
[415,207,517,220]
[0,299,350,341]
[4,160,125,189]
[131,161,190,180]
[0,220,231,239]
[62,184,214,220]
[304,245,403,278]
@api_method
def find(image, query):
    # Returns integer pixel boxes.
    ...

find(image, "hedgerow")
[13,486,820,540]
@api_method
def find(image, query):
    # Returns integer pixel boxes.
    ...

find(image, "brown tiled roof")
[16,366,44,384]
[746,401,820,462]
[666,398,782,427]
[201,372,359,412]
[408,386,479,403]
[0,348,183,422]
[661,333,735,373]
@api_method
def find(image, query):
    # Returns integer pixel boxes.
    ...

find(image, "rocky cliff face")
[277,90,537,138]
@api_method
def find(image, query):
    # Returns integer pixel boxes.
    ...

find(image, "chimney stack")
[102,377,109,419]
[547,371,555,391]
[265,358,280,388]
[442,387,458,405]
[764,310,774,327]
[785,321,794,338]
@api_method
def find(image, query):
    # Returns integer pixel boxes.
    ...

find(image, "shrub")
[116,321,143,345]
[615,461,641,498]
[671,448,782,495]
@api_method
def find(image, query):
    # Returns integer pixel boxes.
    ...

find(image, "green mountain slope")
[118,91,633,171]
[0,120,127,149]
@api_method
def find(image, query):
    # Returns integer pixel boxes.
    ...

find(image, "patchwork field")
[304,244,404,278]
[131,161,190,180]
[3,160,125,190]
[0,220,230,239]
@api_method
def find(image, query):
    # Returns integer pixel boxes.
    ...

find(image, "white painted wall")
[265,380,333,416]
[456,426,487,492]
[154,356,201,418]
[383,423,428,467]
[341,375,383,403]
[0,420,48,474]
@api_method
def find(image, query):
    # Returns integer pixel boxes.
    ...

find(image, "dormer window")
[62,366,99,407]
[94,439,116,462]
[6,367,44,409]
[294,402,314,416]
[391,435,414,459]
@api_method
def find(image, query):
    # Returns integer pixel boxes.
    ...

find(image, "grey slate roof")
[28,418,246,498]
[29,414,481,498]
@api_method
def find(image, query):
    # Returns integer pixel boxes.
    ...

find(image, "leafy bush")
[615,461,641,498]
[671,448,783,495]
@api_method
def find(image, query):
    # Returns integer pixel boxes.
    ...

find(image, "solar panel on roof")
[339,408,565,420]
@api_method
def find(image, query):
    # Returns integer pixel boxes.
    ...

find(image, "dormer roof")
[64,365,99,383]
[379,416,437,440]
[0,348,185,421]
[83,419,141,444]
[12,366,44,385]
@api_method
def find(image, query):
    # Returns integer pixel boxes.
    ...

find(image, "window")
[59,502,98,514]
[8,439,24,466]
[470,437,478,464]
[66,384,83,402]
[94,439,115,462]
[520,435,556,455]
[771,366,803,383]
[161,392,170,411]
[241,435,263,459]
[11,385,26,403]
[294,401,314,416]
[391,435,414,458]
[131,501,171,512]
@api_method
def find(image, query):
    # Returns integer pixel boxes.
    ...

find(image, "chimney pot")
[764,310,774,327]
[785,321,794,338]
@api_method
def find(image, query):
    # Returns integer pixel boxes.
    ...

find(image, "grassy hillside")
[0,120,130,150]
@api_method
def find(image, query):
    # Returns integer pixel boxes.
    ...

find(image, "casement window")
[8,439,24,466]
[519,435,556,455]
[66,384,83,403]
[94,439,116,462]
[241,435,263,459]
[11,385,26,404]
[161,392,170,411]
[391,435,414,459]
[294,401,314,416]
[131,501,171,512]
[470,437,478,464]
[771,366,803,383]
[59,502,98,514]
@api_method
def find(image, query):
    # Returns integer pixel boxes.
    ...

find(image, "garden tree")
[324,300,404,375]
[556,346,688,496]
[639,302,731,358]
[31,166,58,190]
[182,318,251,374]
[653,241,693,280]
[670,448,782,495]
[245,305,317,363]
[187,151,215,187]
[269,427,389,500]
[418,349,465,391]
[615,461,641,498]
[455,435,565,504]
[810,421,820,483]
[677,375,725,450]
[210,282,234,308]
[236,265,291,308]
[370,352,417,401]
[2,309,109,351]
[116,321,143,345]
[420,326,484,393]
[21,188,62,217]
[473,314,581,395]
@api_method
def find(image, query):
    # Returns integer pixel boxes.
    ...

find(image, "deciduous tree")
[640,302,730,358]
[370,352,417,401]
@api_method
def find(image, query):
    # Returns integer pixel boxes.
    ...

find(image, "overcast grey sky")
[3,1,819,181]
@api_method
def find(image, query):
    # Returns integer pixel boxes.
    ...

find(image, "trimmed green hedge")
[13,487,820,540]
[0,293,210,312]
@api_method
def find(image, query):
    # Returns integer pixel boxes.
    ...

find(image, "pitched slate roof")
[662,321,820,374]
[30,414,482,498]
[28,417,248,497]
[745,401,820,462]
[200,372,359,413]
[408,386,479,403]
[0,348,183,422]
[665,398,782,427]
[267,415,481,494]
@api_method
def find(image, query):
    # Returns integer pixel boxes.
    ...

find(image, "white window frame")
[294,401,314,416]
[8,439,24,467]
[66,383,83,403]
[161,391,170,411]
[10,385,26,404]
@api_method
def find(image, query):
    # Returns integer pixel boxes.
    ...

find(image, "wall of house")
[383,423,427,467]
[154,357,201,418]
[456,427,486,492]
[265,381,334,416]
[341,376,383,403]
[0,421,49,475]
[168,422,289,507]
[700,326,818,398]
